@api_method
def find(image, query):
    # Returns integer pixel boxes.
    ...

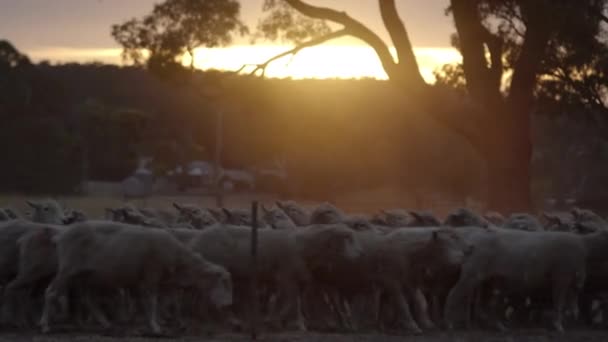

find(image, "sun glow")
[29,45,462,83]
[191,45,462,83]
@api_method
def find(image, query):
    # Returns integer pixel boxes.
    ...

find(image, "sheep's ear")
[275,201,284,209]
[26,200,39,209]
[261,204,271,214]
[173,202,184,212]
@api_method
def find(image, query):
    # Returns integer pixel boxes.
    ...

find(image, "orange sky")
[0,0,461,81]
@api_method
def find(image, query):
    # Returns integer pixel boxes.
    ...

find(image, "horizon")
[0,0,460,81]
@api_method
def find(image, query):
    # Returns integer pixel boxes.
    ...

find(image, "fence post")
[250,201,259,340]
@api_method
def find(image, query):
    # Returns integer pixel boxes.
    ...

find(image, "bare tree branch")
[240,28,349,77]
[378,0,424,85]
[283,0,406,83]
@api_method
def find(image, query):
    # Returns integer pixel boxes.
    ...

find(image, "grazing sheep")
[40,221,233,334]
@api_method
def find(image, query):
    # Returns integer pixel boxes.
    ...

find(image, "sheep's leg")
[40,274,69,333]
[328,290,350,330]
[430,293,442,326]
[149,292,162,335]
[371,287,383,329]
[409,288,435,330]
[343,298,357,331]
[444,275,478,330]
[552,276,570,333]
[84,292,111,330]
[385,281,420,334]
[274,277,306,331]
[486,290,507,331]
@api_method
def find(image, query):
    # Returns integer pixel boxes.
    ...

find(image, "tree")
[111,0,248,79]
[253,0,608,212]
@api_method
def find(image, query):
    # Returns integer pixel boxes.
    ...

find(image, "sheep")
[309,202,346,225]
[139,207,179,227]
[261,205,297,230]
[276,200,310,226]
[105,205,167,228]
[188,222,363,331]
[63,209,88,225]
[484,211,506,226]
[444,228,600,332]
[39,221,233,334]
[408,211,442,227]
[26,200,66,225]
[0,209,9,221]
[502,213,544,232]
[443,208,491,228]
[173,203,218,230]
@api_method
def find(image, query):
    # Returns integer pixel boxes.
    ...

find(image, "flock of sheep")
[0,199,608,336]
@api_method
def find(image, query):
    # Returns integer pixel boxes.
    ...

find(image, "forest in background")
[1,40,607,206]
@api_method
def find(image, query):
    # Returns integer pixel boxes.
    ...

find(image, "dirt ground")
[0,330,607,342]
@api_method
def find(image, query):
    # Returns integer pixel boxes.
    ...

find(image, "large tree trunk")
[481,111,533,213]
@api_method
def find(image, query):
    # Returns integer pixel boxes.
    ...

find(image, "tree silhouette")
[111,0,248,78]
[254,0,608,212]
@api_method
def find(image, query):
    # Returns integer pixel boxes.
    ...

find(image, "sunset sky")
[0,0,461,81]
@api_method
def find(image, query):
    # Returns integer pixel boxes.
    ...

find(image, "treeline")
[1,41,606,201]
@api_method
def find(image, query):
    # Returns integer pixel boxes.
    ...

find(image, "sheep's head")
[343,215,376,232]
[377,209,410,227]
[408,210,441,227]
[443,208,489,228]
[310,202,344,225]
[222,208,252,226]
[276,200,309,226]
[0,209,9,221]
[63,209,87,224]
[27,199,65,225]
[262,205,296,229]
[571,208,606,225]
[541,212,575,232]
[503,213,544,232]
[174,203,218,229]
[483,211,506,226]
